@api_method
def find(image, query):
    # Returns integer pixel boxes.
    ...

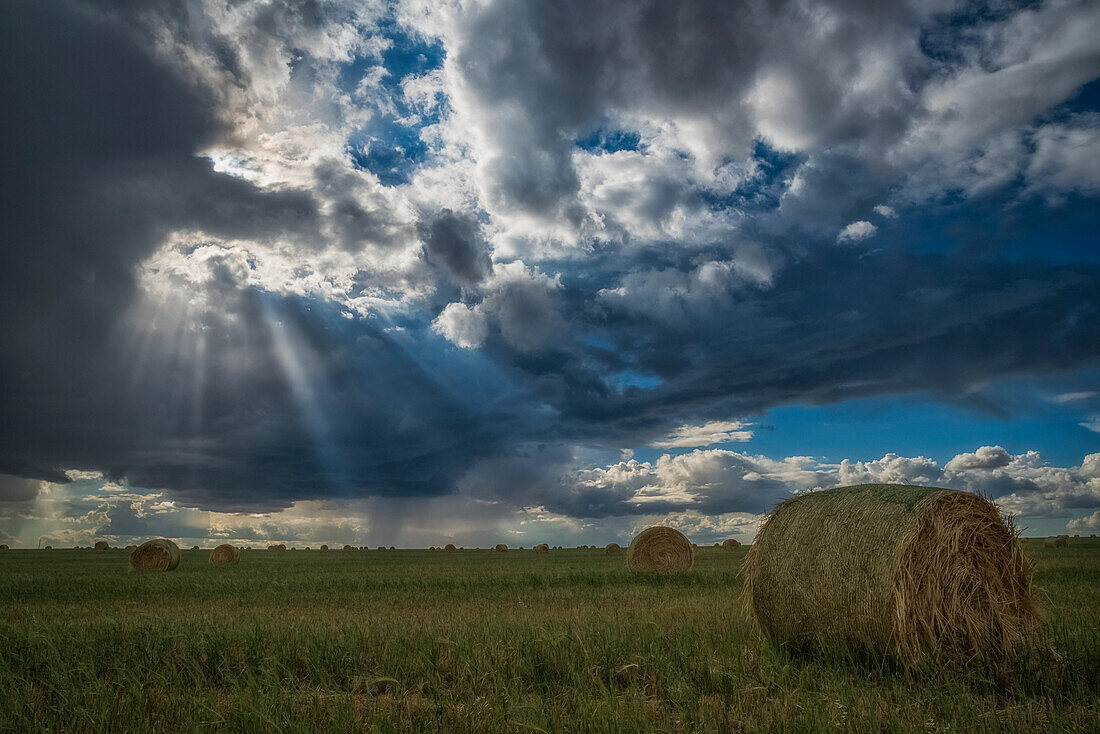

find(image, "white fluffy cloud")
[432,302,488,349]
[3,447,1097,546]
[1067,510,1100,533]
[837,220,878,243]
[945,445,1013,472]
[651,421,754,448]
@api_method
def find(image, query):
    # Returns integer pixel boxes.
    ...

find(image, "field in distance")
[1,540,1098,733]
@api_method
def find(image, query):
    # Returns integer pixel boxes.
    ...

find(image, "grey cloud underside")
[0,0,1098,517]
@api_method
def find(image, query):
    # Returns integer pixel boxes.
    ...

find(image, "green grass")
[1,540,1098,733]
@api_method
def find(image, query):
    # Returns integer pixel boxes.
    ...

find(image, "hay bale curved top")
[1045,535,1069,548]
[534,543,549,554]
[0,544,8,550]
[744,484,1040,666]
[627,526,694,572]
[44,545,52,550]
[268,544,286,551]
[721,538,741,550]
[94,540,108,551]
[128,539,180,573]
[494,543,508,552]
[444,543,457,552]
[209,544,241,566]
[605,542,621,554]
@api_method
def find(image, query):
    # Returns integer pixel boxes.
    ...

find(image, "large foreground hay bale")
[128,539,180,573]
[495,543,508,552]
[605,542,621,555]
[534,543,549,554]
[94,541,108,550]
[721,538,741,550]
[627,526,694,572]
[744,484,1041,666]
[209,544,241,566]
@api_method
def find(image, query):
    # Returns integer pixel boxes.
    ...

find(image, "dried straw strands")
[128,539,181,573]
[627,527,694,572]
[209,544,241,566]
[744,483,1041,667]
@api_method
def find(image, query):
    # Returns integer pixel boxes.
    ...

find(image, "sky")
[1,0,1098,549]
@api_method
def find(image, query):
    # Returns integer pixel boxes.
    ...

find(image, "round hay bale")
[0,544,8,550]
[94,541,109,551]
[320,544,329,551]
[191,545,200,551]
[444,543,457,552]
[722,538,741,550]
[128,539,180,573]
[209,544,240,566]
[125,545,136,552]
[44,545,52,550]
[1045,535,1069,548]
[495,543,508,552]
[627,527,694,572]
[605,542,621,555]
[268,544,287,551]
[744,484,1041,666]
[534,543,549,554]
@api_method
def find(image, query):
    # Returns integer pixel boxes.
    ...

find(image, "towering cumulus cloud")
[0,0,1097,546]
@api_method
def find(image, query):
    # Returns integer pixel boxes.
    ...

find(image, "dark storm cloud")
[0,1,498,511]
[419,211,492,286]
[1,0,1098,525]
[0,475,41,503]
[451,0,920,219]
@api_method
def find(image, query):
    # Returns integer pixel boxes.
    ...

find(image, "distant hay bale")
[320,544,329,551]
[627,527,694,572]
[1045,535,1069,548]
[605,542,621,555]
[94,541,108,551]
[444,543,457,552]
[0,544,8,550]
[268,544,287,551]
[744,484,1041,667]
[44,545,52,550]
[495,544,508,552]
[209,544,240,566]
[722,538,741,550]
[191,545,200,551]
[128,539,181,573]
[343,544,353,550]
[534,543,549,554]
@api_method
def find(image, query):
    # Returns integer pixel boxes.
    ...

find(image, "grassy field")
[0,539,1097,733]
